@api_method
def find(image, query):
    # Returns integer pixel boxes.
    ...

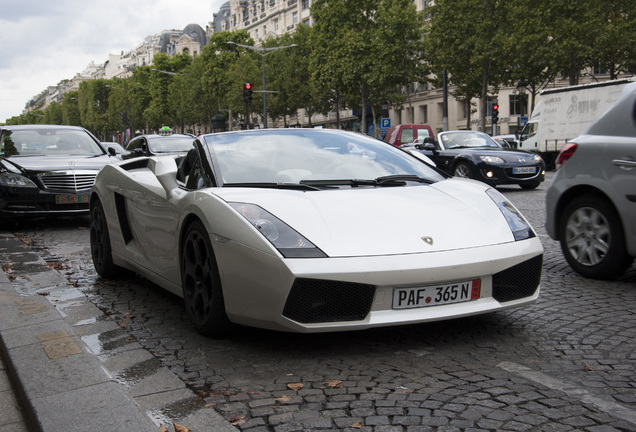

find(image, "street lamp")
[226,41,297,128]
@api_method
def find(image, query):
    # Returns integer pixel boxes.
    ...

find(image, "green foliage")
[310,0,425,132]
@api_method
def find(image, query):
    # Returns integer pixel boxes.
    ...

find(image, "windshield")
[1,128,104,157]
[202,129,444,185]
[439,131,500,150]
[148,135,195,153]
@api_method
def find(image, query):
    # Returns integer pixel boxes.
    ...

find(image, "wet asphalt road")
[4,171,636,432]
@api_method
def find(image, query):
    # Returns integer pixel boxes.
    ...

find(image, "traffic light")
[243,83,253,103]
[492,103,499,124]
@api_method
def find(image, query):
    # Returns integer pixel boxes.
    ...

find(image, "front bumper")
[215,236,544,333]
[0,187,90,218]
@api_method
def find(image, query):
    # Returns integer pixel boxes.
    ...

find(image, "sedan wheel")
[181,220,231,337]
[453,162,473,178]
[559,196,633,279]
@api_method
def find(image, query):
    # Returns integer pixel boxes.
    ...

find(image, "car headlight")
[0,172,38,188]
[533,153,543,162]
[229,202,327,258]
[480,155,505,164]
[486,188,535,241]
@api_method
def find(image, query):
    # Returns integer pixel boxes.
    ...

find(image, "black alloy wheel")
[181,220,231,337]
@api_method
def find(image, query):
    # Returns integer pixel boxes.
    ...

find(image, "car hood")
[2,154,114,172]
[446,147,538,162]
[214,178,519,257]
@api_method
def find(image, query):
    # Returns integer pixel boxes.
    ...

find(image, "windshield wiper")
[301,175,434,188]
[223,182,324,191]
[375,175,435,185]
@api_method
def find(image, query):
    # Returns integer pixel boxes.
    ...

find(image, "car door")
[122,164,181,283]
[602,137,636,253]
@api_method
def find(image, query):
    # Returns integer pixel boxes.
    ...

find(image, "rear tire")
[90,198,128,278]
[559,195,633,279]
[181,220,231,337]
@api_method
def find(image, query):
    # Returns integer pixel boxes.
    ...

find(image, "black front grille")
[492,254,542,302]
[282,279,376,324]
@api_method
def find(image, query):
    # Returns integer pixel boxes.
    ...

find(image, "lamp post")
[226,41,297,128]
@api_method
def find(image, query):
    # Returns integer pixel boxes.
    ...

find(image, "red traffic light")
[244,83,252,90]
[493,104,499,111]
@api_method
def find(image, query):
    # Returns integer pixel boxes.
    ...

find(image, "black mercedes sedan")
[0,125,117,219]
[402,130,545,189]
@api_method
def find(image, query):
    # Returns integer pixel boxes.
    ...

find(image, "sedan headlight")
[229,202,327,258]
[480,155,505,164]
[0,172,38,188]
[533,153,543,162]
[486,188,535,241]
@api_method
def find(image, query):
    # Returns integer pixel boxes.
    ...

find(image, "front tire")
[90,199,123,278]
[453,162,473,178]
[181,220,231,337]
[559,196,633,279]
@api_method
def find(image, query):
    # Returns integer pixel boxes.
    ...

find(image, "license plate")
[393,279,481,309]
[55,194,90,205]
[513,166,536,174]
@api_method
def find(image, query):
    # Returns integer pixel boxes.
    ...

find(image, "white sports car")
[90,129,543,336]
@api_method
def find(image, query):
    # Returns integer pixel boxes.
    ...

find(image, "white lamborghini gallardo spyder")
[90,129,543,336]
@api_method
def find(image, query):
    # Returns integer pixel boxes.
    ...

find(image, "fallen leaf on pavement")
[173,423,192,432]
[276,394,292,402]
[287,382,304,392]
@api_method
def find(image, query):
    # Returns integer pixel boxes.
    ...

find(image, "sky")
[0,0,227,123]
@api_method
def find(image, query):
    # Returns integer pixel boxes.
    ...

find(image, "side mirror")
[107,147,117,156]
[148,157,179,198]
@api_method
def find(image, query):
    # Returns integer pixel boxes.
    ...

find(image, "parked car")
[384,124,435,147]
[402,130,545,189]
[491,134,518,148]
[90,128,542,336]
[0,124,116,219]
[122,132,195,159]
[101,142,127,156]
[546,82,636,279]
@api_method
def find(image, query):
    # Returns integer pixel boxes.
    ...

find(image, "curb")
[0,232,237,432]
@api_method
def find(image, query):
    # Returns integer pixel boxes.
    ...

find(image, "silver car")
[546,81,636,279]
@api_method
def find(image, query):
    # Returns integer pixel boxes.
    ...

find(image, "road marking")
[498,361,636,426]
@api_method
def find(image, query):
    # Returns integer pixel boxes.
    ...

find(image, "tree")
[198,31,260,128]
[547,0,599,85]
[425,0,513,131]
[145,53,192,131]
[263,25,317,126]
[310,0,426,133]
[593,0,636,79]
[78,79,111,138]
[61,91,81,126]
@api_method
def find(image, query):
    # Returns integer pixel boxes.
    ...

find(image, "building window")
[509,94,528,116]
[274,18,279,31]
[292,11,298,24]
[419,105,428,123]
[302,0,309,9]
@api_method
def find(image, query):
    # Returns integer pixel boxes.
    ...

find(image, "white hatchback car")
[546,82,636,279]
